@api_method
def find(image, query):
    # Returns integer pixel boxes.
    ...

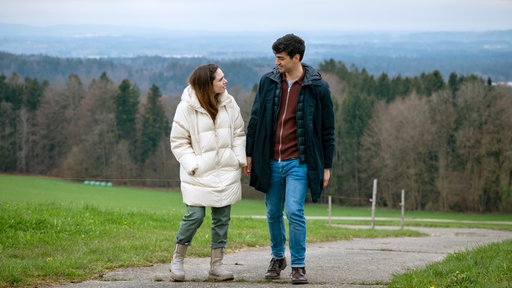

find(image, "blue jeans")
[265,158,308,267]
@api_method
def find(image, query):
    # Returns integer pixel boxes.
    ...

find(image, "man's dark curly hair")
[272,34,306,61]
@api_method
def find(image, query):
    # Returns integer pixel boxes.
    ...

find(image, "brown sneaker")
[291,267,308,285]
[264,257,287,279]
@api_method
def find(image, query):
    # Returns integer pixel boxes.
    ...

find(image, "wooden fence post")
[371,179,377,229]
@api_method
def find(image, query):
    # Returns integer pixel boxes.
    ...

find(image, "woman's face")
[212,68,227,94]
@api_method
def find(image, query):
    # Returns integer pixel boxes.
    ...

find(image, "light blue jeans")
[265,158,308,267]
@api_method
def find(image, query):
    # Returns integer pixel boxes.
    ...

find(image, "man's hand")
[323,169,331,187]
[243,156,252,176]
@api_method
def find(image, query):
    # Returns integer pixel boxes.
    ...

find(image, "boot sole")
[208,275,234,281]
[265,274,281,280]
[170,272,185,282]
[170,275,185,282]
[265,266,286,279]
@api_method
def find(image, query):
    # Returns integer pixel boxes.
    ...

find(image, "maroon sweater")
[273,73,304,161]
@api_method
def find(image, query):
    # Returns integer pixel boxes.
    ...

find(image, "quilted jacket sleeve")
[170,102,199,175]
[230,99,247,167]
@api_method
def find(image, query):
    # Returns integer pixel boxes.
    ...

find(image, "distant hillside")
[0,52,269,95]
[1,24,511,91]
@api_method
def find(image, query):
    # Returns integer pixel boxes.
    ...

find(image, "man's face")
[274,52,299,73]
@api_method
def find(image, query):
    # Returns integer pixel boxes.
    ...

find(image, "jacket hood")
[181,85,232,113]
[268,63,322,85]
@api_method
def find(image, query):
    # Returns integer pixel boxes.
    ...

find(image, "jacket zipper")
[278,82,293,162]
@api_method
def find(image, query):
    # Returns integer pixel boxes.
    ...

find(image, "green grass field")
[1,174,511,287]
[388,239,512,288]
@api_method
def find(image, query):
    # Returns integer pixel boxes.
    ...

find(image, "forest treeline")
[0,51,267,95]
[1,58,511,213]
[319,59,512,213]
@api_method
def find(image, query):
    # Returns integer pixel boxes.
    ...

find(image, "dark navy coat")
[246,64,335,202]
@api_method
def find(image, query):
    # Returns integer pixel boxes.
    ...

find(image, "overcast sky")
[1,0,511,32]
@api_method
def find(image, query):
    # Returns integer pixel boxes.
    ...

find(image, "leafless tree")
[426,90,456,211]
[455,82,512,211]
[33,74,86,174]
[59,74,117,180]
[362,93,437,210]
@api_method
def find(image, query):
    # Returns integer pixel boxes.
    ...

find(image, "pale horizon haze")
[1,0,512,32]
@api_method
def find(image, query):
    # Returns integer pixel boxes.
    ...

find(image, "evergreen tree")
[0,76,17,170]
[376,73,392,102]
[0,74,47,172]
[23,77,47,112]
[0,74,6,103]
[422,70,445,96]
[139,84,170,163]
[390,75,411,98]
[448,72,459,95]
[114,79,140,159]
[19,77,47,173]
[338,90,375,205]
[6,73,23,111]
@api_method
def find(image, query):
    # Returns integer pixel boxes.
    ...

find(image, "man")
[244,34,335,285]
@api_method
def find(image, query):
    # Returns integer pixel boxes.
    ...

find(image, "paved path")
[48,226,512,288]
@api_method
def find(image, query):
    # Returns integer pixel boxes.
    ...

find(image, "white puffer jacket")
[170,86,246,207]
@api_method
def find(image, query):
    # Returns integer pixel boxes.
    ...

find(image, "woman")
[169,63,246,282]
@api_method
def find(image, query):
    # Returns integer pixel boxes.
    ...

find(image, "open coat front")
[245,64,335,202]
[170,85,246,207]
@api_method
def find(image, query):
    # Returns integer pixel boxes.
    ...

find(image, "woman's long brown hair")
[188,63,220,121]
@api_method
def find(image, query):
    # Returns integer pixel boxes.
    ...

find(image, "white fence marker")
[371,179,377,229]
[401,189,405,229]
[328,195,332,225]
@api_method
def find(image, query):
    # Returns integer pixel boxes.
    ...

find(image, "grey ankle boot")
[208,248,234,281]
[169,244,188,282]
